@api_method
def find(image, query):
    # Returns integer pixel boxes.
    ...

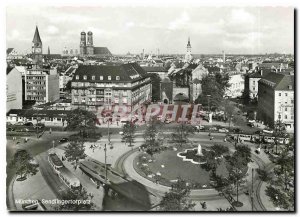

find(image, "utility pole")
[251,168,254,211]
[104,143,107,184]
[52,140,55,153]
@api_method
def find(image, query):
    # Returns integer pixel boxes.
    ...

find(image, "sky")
[6,6,294,55]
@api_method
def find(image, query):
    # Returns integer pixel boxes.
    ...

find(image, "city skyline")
[6,6,294,55]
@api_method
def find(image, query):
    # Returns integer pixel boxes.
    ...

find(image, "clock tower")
[32,26,43,63]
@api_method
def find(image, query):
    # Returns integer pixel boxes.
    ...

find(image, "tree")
[143,118,162,157]
[226,151,248,205]
[235,145,251,164]
[64,142,87,169]
[196,73,230,110]
[122,122,136,147]
[57,188,95,211]
[172,122,195,147]
[275,150,293,190]
[159,178,196,211]
[210,144,229,157]
[9,149,39,180]
[257,168,272,182]
[265,185,293,210]
[66,108,97,138]
[273,119,287,154]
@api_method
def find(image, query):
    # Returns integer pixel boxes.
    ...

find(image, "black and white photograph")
[4,0,296,212]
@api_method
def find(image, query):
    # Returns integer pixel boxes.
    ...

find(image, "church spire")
[187,37,191,47]
[32,26,42,44]
[48,46,50,55]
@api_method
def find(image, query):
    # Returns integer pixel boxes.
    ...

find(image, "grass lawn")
[134,145,230,189]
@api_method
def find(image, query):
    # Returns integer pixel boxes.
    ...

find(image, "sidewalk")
[12,170,57,211]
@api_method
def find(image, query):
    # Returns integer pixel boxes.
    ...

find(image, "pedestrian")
[49,128,52,134]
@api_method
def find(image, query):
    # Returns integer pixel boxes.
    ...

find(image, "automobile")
[232,128,243,133]
[119,131,124,135]
[34,123,45,129]
[209,127,217,131]
[263,129,274,134]
[248,119,255,123]
[7,127,15,131]
[254,130,262,135]
[247,122,255,128]
[194,125,205,131]
[24,122,34,126]
[165,119,172,124]
[218,128,229,133]
[59,138,69,143]
[14,121,25,126]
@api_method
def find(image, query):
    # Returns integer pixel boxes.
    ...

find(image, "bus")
[238,134,252,142]
[48,153,81,191]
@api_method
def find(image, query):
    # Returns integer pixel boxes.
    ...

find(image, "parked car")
[248,119,255,123]
[24,122,34,126]
[209,127,217,131]
[195,125,205,131]
[14,121,25,126]
[119,131,124,135]
[247,122,255,128]
[59,138,69,143]
[218,128,229,133]
[232,128,243,133]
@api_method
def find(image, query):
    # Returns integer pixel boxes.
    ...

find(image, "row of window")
[76,75,120,81]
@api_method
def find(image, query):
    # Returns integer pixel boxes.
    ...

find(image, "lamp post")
[104,143,107,184]
[251,168,254,211]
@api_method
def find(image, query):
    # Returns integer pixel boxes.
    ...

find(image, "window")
[116,76,120,81]
[291,99,294,104]
[253,87,255,91]
[83,76,87,80]
[284,115,287,119]
[76,75,79,80]
[285,108,288,111]
[92,76,95,80]
[108,76,111,80]
[279,93,281,96]
[253,81,255,85]
[291,115,294,120]
[285,93,288,97]
[100,76,103,80]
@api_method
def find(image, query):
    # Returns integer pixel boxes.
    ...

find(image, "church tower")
[86,31,94,55]
[80,31,86,56]
[32,26,43,64]
[185,37,192,62]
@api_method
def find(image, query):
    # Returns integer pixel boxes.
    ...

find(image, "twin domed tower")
[80,31,94,56]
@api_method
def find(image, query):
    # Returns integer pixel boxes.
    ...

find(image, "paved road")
[34,152,69,197]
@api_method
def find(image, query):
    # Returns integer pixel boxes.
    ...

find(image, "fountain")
[177,144,207,165]
[196,144,203,156]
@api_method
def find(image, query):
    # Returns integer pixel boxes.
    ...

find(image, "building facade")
[24,65,60,104]
[224,73,245,98]
[257,72,294,131]
[7,68,23,112]
[71,63,152,112]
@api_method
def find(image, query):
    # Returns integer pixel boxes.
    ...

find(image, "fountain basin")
[177,148,207,165]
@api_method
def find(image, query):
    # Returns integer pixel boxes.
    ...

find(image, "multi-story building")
[257,72,294,131]
[24,65,60,104]
[224,73,244,98]
[71,63,152,112]
[6,67,23,112]
[244,69,273,100]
